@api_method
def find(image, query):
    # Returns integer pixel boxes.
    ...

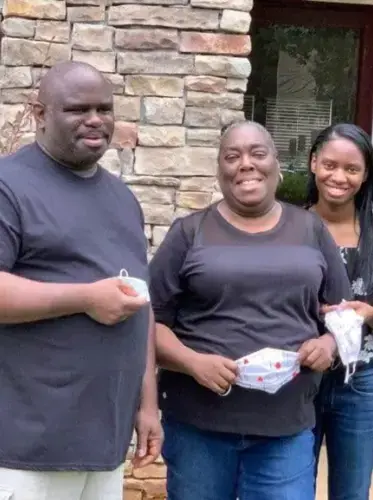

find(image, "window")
[247,0,373,169]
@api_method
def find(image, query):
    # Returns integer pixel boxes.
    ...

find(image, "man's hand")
[84,278,148,325]
[298,334,337,372]
[187,353,238,395]
[132,408,163,469]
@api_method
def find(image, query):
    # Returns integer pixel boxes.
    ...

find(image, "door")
[246,0,373,169]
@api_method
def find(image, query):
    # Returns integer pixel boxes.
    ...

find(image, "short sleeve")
[315,216,352,304]
[149,218,191,328]
[0,181,21,272]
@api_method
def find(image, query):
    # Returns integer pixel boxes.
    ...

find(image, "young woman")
[149,121,351,500]
[306,123,373,500]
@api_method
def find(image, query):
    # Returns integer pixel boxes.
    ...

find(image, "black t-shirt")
[149,202,352,437]
[0,143,149,471]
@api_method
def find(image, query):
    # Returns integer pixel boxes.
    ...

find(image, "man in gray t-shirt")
[0,62,162,500]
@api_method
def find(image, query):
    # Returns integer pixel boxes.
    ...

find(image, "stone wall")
[0,0,252,497]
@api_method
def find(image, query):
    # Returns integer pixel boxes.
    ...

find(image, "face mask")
[118,269,150,301]
[324,307,364,383]
[235,348,300,394]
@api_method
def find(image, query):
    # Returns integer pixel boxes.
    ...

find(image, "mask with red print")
[235,348,300,394]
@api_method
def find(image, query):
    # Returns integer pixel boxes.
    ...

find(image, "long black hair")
[306,123,373,295]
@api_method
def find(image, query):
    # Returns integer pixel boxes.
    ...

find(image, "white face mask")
[235,348,301,394]
[324,307,364,383]
[118,269,150,301]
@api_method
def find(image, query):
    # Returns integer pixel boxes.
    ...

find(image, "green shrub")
[277,170,309,206]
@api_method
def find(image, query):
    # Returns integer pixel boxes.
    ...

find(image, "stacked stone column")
[0,0,252,496]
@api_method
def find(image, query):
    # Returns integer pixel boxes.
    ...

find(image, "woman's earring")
[279,172,284,183]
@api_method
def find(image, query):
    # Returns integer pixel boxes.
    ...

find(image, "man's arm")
[0,181,92,323]
[133,308,163,468]
[139,308,158,411]
[0,272,91,323]
[0,272,148,325]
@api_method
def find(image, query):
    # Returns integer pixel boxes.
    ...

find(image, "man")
[0,61,162,500]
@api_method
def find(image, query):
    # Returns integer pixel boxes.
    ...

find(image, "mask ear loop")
[344,364,350,384]
[330,357,341,371]
[344,362,357,384]
[119,269,129,278]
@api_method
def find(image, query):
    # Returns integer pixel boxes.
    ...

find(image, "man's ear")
[32,100,46,130]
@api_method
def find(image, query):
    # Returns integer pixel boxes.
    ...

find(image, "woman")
[149,121,351,500]
[306,123,373,500]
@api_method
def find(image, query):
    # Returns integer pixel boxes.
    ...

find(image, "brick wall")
[0,0,252,497]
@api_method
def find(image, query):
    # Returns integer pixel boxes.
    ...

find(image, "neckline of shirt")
[33,142,103,183]
[211,201,287,239]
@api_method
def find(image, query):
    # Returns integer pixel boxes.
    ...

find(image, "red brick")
[143,479,167,499]
[180,32,250,56]
[125,478,166,499]
[111,122,138,149]
[133,464,167,479]
[124,491,142,500]
[185,75,226,93]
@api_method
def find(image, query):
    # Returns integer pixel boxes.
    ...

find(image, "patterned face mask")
[324,307,364,383]
[235,348,300,394]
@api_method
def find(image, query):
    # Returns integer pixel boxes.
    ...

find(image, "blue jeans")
[314,363,373,500]
[162,416,315,500]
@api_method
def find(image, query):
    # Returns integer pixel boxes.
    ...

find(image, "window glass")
[246,25,359,169]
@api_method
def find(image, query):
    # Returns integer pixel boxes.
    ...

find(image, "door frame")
[251,0,373,135]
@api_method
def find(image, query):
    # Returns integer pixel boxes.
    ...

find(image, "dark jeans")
[314,363,373,500]
[162,415,315,500]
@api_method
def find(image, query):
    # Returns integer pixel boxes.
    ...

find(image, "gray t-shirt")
[149,202,351,437]
[0,143,149,471]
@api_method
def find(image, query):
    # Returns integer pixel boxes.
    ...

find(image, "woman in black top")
[150,121,351,500]
[306,123,373,500]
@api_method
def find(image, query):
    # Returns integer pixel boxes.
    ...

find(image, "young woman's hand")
[321,301,373,327]
[298,333,337,372]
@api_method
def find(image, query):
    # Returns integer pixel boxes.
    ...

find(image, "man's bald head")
[37,61,111,107]
[34,61,115,170]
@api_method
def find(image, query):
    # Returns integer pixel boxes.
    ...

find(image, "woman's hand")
[298,333,337,372]
[321,301,373,327]
[187,352,238,395]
